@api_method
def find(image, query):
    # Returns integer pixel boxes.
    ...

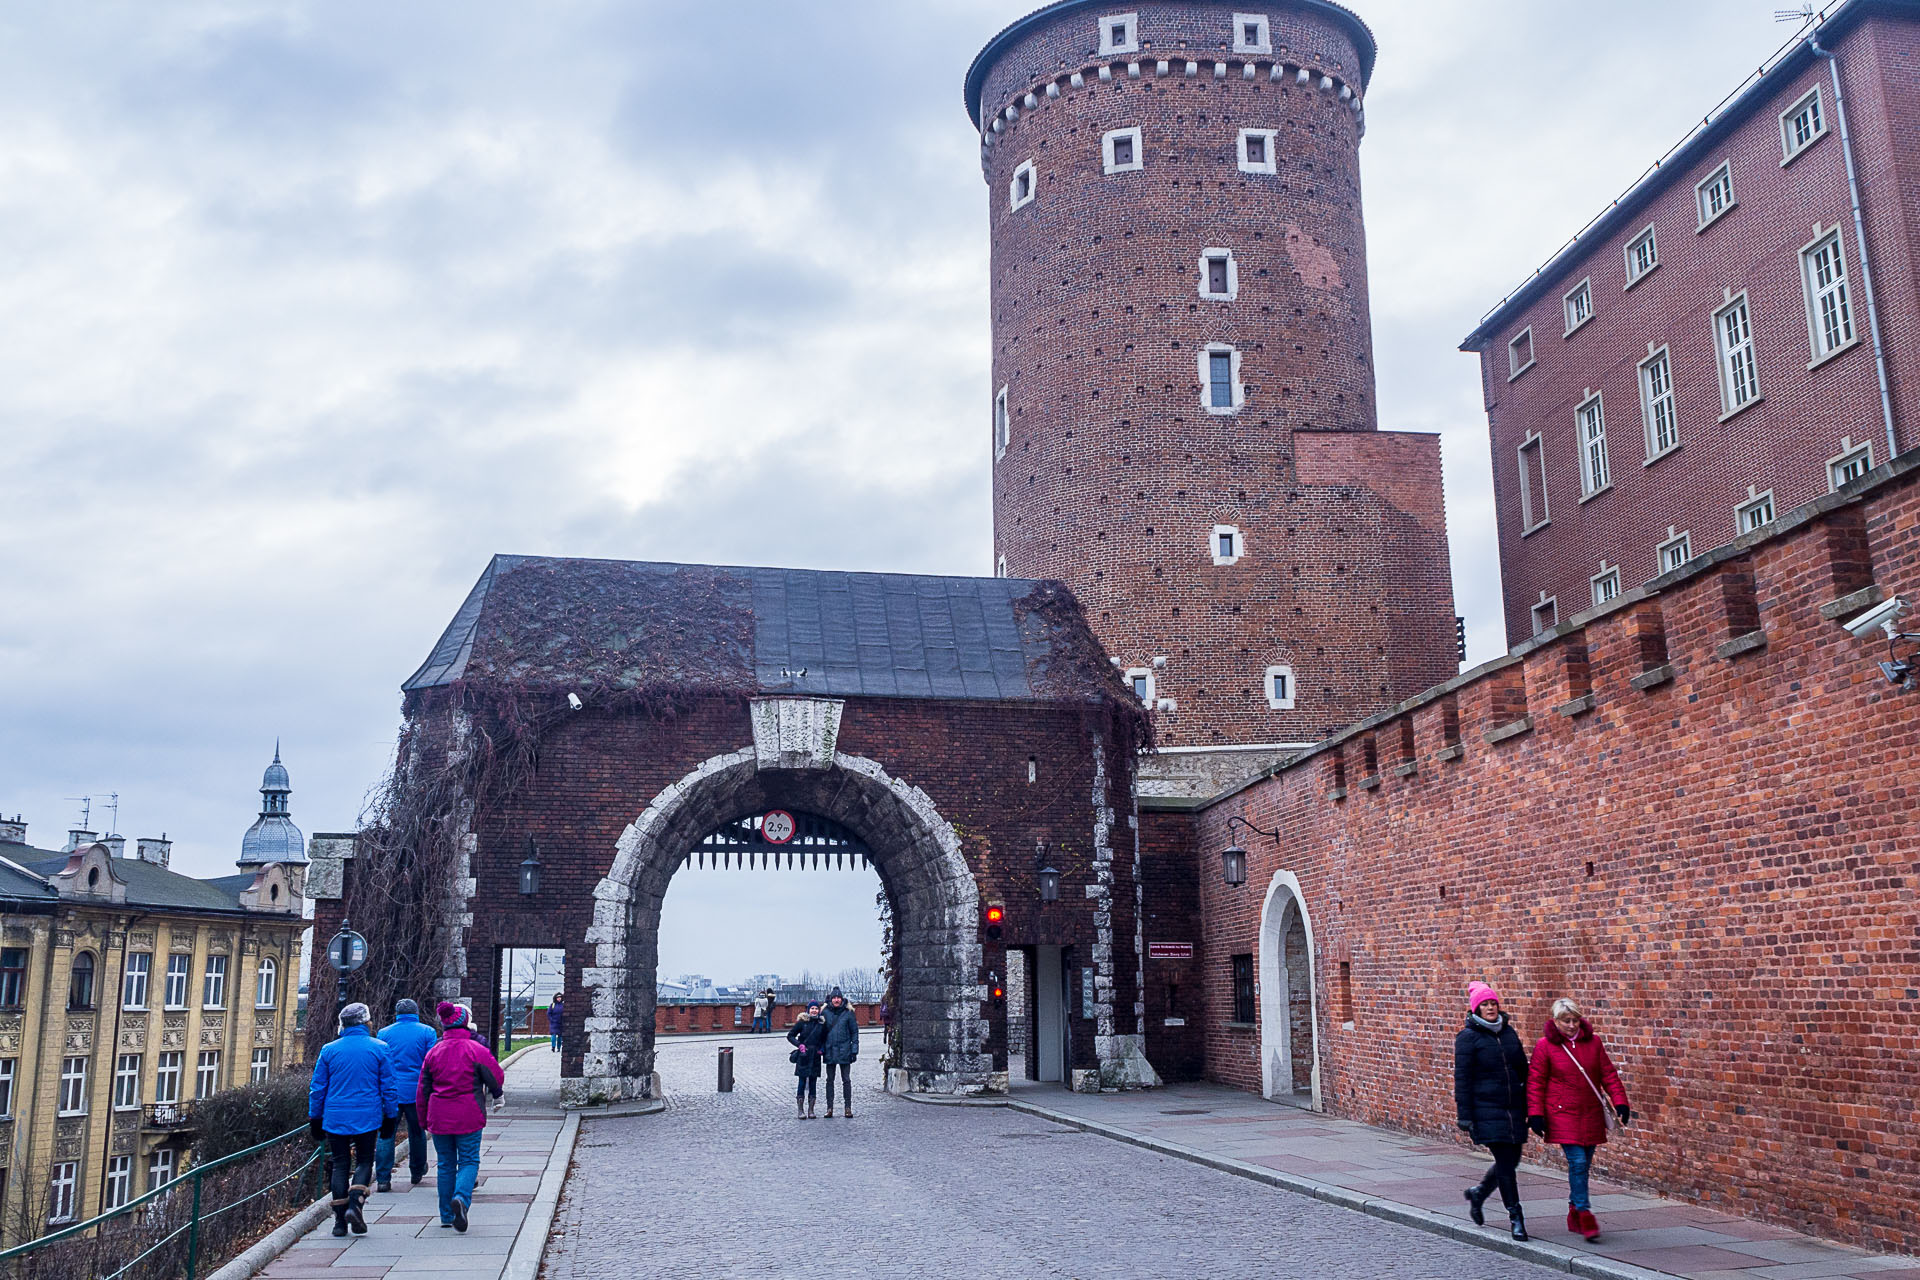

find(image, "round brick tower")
[968,1,1456,756]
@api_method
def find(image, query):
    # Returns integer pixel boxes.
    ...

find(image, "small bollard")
[717,1045,734,1092]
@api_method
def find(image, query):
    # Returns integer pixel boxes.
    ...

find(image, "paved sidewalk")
[1009,1077,1919,1280]
[260,1048,569,1280]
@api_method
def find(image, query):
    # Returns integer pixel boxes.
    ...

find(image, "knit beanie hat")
[1466,982,1501,1013]
[395,998,418,1016]
[339,1001,371,1027]
[437,1001,470,1028]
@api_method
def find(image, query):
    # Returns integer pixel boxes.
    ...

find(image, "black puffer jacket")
[787,1014,826,1079]
[1453,1013,1531,1145]
[820,1002,861,1066]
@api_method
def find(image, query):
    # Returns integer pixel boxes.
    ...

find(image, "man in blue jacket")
[308,1002,399,1237]
[374,998,438,1192]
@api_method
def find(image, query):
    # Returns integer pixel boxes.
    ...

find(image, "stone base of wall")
[1136,748,1301,801]
[886,1067,1006,1096]
[559,1072,660,1109]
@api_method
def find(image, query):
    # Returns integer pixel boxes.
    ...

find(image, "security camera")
[1842,596,1906,639]
[567,693,583,711]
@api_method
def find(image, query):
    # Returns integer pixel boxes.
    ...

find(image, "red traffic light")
[984,903,1005,940]
[990,983,1007,1002]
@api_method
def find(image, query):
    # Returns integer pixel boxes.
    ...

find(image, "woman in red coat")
[1527,997,1631,1242]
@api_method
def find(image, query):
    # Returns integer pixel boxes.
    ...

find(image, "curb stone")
[502,1109,580,1280]
[203,1133,414,1280]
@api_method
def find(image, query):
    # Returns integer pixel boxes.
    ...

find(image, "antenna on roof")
[1773,5,1815,22]
[101,793,120,836]
[65,796,91,829]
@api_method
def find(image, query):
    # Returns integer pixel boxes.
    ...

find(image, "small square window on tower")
[1656,527,1693,576]
[1827,439,1872,491]
[1507,327,1534,380]
[1125,667,1155,707]
[1264,665,1296,710]
[1211,525,1243,565]
[1735,489,1775,535]
[1200,343,1243,414]
[1238,128,1278,175]
[1531,595,1558,637]
[1009,160,1037,211]
[1590,564,1621,606]
[1780,86,1826,164]
[1198,248,1238,300]
[1103,126,1144,175]
[1099,12,1140,56]
[1233,13,1272,54]
[1563,277,1593,335]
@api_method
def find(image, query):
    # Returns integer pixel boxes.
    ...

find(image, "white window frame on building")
[1531,595,1558,636]
[155,1051,183,1105]
[1237,128,1278,175]
[1697,161,1736,230]
[122,952,150,1010]
[1591,565,1622,606]
[1576,390,1611,499]
[113,1053,142,1110]
[1103,126,1144,175]
[251,1048,272,1083]
[1800,227,1856,365]
[1264,665,1296,710]
[1200,343,1244,414]
[1098,12,1140,55]
[256,956,278,1009]
[1714,291,1760,418]
[58,1056,87,1116]
[105,1156,133,1211]
[1623,226,1658,288]
[1232,12,1272,54]
[1639,344,1679,462]
[1827,439,1872,491]
[1198,248,1239,301]
[1516,432,1549,534]
[48,1163,77,1224]
[1736,489,1776,535]
[1657,528,1693,576]
[0,1058,15,1117]
[202,955,227,1010]
[995,555,1007,578]
[148,1149,176,1191]
[1508,327,1534,380]
[1211,525,1243,565]
[1780,86,1826,164]
[1563,278,1594,335]
[1125,667,1155,708]
[1009,159,1037,212]
[993,385,1010,461]
[164,954,190,1010]
[196,1050,222,1100]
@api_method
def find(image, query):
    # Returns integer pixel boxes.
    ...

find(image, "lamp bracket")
[1226,814,1280,843]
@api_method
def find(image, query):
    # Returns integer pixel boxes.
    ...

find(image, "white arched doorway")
[1258,870,1319,1108]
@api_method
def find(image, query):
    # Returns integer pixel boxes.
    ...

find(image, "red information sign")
[761,810,797,844]
[1148,942,1193,960]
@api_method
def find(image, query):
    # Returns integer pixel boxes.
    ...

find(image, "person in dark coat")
[787,1001,827,1118]
[547,993,564,1053]
[1453,981,1532,1242]
[1528,997,1631,1242]
[308,1002,399,1238]
[819,987,861,1118]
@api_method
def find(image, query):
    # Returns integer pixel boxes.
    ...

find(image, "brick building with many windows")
[1461,0,1918,648]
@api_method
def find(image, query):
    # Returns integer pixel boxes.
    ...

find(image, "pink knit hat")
[1467,982,1501,1013]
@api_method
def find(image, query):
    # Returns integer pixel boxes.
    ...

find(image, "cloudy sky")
[0,1,1814,979]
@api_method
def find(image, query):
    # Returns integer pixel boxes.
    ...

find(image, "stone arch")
[572,743,990,1104]
[1258,869,1320,1108]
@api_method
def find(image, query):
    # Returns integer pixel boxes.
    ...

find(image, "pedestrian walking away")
[1528,997,1631,1242]
[787,1001,827,1118]
[416,1001,506,1233]
[548,993,565,1052]
[374,998,438,1192]
[1453,981,1532,1242]
[308,1001,400,1238]
[820,986,860,1117]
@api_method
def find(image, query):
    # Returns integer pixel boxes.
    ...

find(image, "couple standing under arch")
[786,988,862,1118]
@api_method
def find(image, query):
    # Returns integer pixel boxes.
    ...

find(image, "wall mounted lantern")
[519,836,542,896]
[1221,814,1280,886]
[1037,863,1061,902]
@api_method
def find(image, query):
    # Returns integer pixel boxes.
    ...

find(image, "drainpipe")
[1811,36,1899,463]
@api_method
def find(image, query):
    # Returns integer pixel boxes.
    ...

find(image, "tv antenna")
[100,793,120,835]
[66,796,92,830]
[1773,5,1815,22]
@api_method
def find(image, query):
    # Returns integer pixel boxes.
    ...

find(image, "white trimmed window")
[105,1156,134,1210]
[1563,278,1593,335]
[1211,525,1243,565]
[1697,161,1735,229]
[1200,343,1243,414]
[1516,433,1549,533]
[122,952,150,1009]
[1714,293,1759,416]
[196,1050,221,1100]
[1828,440,1872,490]
[1736,489,1775,534]
[148,1149,176,1191]
[1099,13,1140,55]
[1780,87,1826,163]
[48,1163,77,1224]
[1639,346,1678,459]
[1508,327,1534,380]
[1624,226,1658,287]
[993,385,1010,461]
[1199,249,1238,300]
[1009,159,1036,211]
[255,956,277,1008]
[114,1053,141,1110]
[1657,528,1693,574]
[1591,565,1622,606]
[0,1058,14,1116]
[251,1049,272,1083]
[1233,13,1272,54]
[58,1056,87,1115]
[164,954,189,1009]
[1576,392,1610,497]
[1125,668,1155,707]
[995,555,1007,578]
[1103,126,1144,175]
[1531,596,1558,636]
[1801,229,1856,363]
[1264,665,1296,710]
[155,1051,183,1104]
[1237,129,1278,175]
[202,955,227,1009]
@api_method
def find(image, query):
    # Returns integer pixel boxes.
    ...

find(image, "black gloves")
[379,1115,398,1139]
[1456,1120,1471,1134]
[308,1117,324,1142]
[1615,1105,1632,1127]
[1527,1115,1548,1137]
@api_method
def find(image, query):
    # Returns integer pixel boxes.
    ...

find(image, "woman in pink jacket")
[1527,997,1631,1243]
[416,1002,505,1232]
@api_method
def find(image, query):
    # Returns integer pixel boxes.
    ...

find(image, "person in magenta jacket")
[1527,997,1631,1242]
[416,1002,505,1232]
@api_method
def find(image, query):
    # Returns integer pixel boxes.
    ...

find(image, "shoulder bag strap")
[1560,1039,1618,1132]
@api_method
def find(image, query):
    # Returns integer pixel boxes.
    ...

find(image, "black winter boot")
[345,1187,368,1235]
[1464,1183,1489,1226]
[330,1202,350,1237]
[1509,1209,1529,1242]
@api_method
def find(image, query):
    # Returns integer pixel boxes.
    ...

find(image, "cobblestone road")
[543,1032,1560,1279]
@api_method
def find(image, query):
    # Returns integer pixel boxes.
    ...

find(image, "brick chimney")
[0,816,25,844]
[135,836,172,868]
[65,828,98,852]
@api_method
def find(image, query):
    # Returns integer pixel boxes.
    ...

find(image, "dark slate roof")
[0,845,257,914]
[0,851,57,902]
[403,555,1118,705]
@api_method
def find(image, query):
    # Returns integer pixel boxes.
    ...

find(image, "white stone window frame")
[1103,126,1144,175]
[1590,565,1622,607]
[1530,595,1558,637]
[112,1053,141,1111]
[1199,342,1245,415]
[1827,439,1873,491]
[49,1162,77,1224]
[993,385,1010,461]
[1264,665,1296,710]
[1623,225,1658,289]
[1563,277,1594,336]
[1507,326,1534,381]
[1575,389,1611,501]
[1237,128,1278,175]
[1735,489,1776,535]
[251,1048,272,1083]
[1125,667,1155,708]
[1657,528,1693,576]
[995,554,1007,578]
[57,1056,87,1116]
[1009,159,1037,212]
[1713,290,1761,420]
[1233,13,1272,54]
[1098,12,1140,56]
[1800,225,1858,367]
[1211,524,1244,565]
[105,1155,133,1211]
[1516,430,1550,535]
[1639,343,1679,463]
[1198,247,1239,301]
[1779,86,1827,165]
[1696,160,1736,231]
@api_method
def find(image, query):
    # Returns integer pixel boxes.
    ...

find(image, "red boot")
[1566,1206,1580,1234]
[1578,1209,1601,1241]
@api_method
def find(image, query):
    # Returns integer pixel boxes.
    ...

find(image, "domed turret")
[239,743,307,866]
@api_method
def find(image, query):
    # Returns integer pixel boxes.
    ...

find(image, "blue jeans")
[432,1131,482,1223]
[374,1104,426,1186]
[752,1015,770,1033]
[550,1030,561,1051]
[1562,1143,1595,1210]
